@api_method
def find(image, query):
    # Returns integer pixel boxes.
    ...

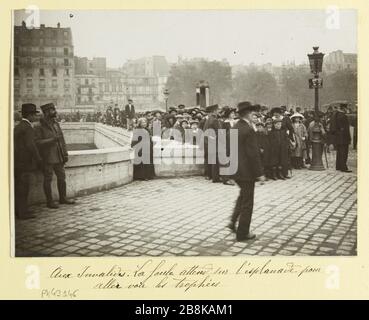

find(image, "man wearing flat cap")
[35,103,75,209]
[203,104,222,182]
[229,101,266,241]
[14,103,43,219]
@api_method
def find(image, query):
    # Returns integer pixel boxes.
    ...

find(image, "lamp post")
[163,88,169,113]
[307,46,325,171]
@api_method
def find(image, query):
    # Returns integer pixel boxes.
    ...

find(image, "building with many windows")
[13,21,75,112]
[324,50,357,73]
[74,56,170,112]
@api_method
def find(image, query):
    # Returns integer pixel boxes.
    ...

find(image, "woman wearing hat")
[131,117,155,181]
[269,118,289,180]
[290,112,308,169]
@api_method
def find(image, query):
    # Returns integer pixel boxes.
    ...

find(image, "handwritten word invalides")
[47,259,321,293]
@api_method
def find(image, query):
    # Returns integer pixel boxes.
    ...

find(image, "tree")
[320,69,357,105]
[279,66,313,108]
[166,59,232,107]
[232,67,280,106]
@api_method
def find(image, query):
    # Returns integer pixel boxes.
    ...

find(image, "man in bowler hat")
[14,103,43,219]
[35,103,75,208]
[229,101,266,241]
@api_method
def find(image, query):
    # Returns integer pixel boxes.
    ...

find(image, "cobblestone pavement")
[15,150,357,257]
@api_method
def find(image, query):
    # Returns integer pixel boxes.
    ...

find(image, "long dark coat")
[131,128,155,180]
[256,131,270,167]
[232,119,263,182]
[330,111,351,145]
[14,120,42,172]
[34,118,68,164]
[268,128,289,167]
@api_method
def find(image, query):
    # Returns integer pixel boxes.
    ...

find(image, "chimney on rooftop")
[57,22,60,28]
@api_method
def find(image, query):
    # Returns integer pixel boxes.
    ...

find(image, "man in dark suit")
[229,102,266,241]
[125,99,136,130]
[330,104,352,172]
[203,104,221,182]
[35,103,75,209]
[14,103,43,219]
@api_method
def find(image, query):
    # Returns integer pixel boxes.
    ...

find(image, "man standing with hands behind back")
[228,101,266,242]
[35,103,75,209]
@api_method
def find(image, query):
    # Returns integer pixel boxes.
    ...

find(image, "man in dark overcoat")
[35,103,75,208]
[14,103,43,219]
[330,104,352,172]
[229,102,266,241]
[203,104,221,182]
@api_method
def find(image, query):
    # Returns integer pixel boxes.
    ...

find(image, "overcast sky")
[14,10,357,68]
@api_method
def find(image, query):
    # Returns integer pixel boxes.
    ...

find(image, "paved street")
[15,150,357,257]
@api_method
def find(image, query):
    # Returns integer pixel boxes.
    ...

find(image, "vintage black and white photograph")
[12,9,357,257]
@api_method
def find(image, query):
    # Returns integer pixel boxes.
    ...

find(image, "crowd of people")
[14,99,356,242]
[48,100,356,183]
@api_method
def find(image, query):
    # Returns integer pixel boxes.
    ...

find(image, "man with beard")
[35,103,75,209]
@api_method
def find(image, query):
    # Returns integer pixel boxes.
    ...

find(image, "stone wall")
[27,123,134,205]
[26,123,205,205]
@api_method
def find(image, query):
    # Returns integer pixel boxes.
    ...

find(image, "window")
[14,68,19,76]
[85,79,89,85]
[39,68,44,76]
[88,96,93,102]
[39,47,44,56]
[15,57,18,65]
[64,79,70,88]
[26,79,33,88]
[52,69,57,77]
[64,48,68,55]
[52,47,56,55]
[14,46,19,55]
[77,88,81,94]
[52,58,56,65]
[40,38,44,45]
[64,59,69,66]
[77,97,81,103]
[64,68,69,76]
[64,31,68,37]
[14,79,20,87]
[39,79,45,88]
[40,58,44,65]
[105,84,109,91]
[27,57,31,65]
[52,79,58,88]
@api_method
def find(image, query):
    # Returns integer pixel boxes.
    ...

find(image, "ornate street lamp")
[163,88,169,112]
[307,46,325,171]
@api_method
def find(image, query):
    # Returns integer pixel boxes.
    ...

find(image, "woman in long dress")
[290,112,308,169]
[131,117,155,181]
